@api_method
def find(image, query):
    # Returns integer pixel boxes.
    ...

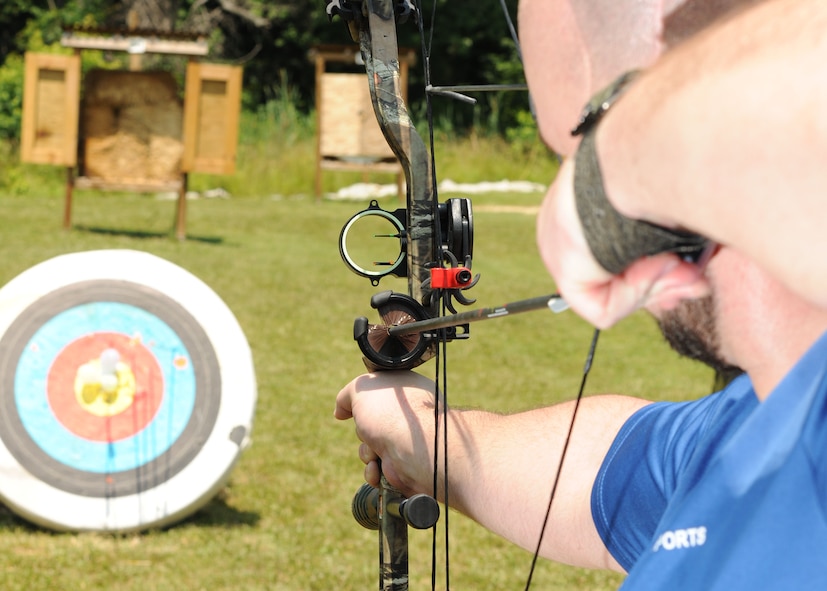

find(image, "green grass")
[185,103,557,200]
[0,132,714,590]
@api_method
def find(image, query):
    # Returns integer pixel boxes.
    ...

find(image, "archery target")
[0,250,256,532]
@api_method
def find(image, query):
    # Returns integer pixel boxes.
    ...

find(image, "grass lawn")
[0,176,713,589]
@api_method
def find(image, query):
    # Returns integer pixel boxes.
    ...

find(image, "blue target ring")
[15,301,196,473]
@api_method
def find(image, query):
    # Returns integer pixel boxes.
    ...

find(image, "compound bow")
[326,1,583,589]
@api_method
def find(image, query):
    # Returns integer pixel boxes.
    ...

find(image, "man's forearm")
[443,395,648,570]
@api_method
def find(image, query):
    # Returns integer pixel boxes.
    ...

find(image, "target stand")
[0,250,257,532]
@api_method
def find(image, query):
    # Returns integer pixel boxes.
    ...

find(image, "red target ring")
[47,332,164,442]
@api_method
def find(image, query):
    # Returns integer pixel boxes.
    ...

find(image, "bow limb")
[359,0,437,320]
[330,2,548,589]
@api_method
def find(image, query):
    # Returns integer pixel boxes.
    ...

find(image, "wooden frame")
[20,53,81,167]
[20,34,242,241]
[60,29,208,57]
[182,63,243,175]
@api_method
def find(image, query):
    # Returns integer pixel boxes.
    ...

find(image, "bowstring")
[410,2,448,589]
[498,0,522,61]
[523,328,601,590]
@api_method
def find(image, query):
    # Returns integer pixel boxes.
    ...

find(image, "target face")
[0,251,256,532]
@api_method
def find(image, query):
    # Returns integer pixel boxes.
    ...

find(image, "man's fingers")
[334,386,354,420]
[334,374,374,420]
[364,460,380,488]
[565,253,711,328]
[358,442,378,464]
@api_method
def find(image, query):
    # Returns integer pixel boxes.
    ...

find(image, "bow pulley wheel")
[439,198,473,268]
[353,291,432,370]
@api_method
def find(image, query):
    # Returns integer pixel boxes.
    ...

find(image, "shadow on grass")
[179,494,261,528]
[0,494,259,534]
[74,224,224,245]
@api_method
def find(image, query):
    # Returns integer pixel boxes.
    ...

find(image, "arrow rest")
[353,290,432,370]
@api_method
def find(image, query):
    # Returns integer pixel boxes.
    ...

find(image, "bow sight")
[339,197,478,371]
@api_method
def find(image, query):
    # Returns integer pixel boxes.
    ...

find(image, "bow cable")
[524,328,601,589]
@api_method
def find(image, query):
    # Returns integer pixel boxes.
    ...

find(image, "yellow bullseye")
[74,349,137,417]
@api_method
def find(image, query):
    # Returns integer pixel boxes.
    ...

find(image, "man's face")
[656,294,743,376]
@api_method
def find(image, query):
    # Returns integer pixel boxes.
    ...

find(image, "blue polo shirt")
[592,331,827,589]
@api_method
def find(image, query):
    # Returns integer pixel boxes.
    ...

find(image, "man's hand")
[335,371,438,497]
[537,158,712,328]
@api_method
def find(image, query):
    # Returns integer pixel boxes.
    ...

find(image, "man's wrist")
[572,73,709,274]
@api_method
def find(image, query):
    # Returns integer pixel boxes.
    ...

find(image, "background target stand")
[309,44,416,203]
[0,250,257,532]
[20,23,243,240]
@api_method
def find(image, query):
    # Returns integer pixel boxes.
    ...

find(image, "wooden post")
[20,53,80,167]
[182,62,243,174]
[63,167,74,230]
[176,173,188,241]
[314,52,325,201]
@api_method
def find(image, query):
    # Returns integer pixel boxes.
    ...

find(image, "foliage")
[0,0,115,60]
[405,0,530,132]
[0,4,127,142]
[0,0,35,62]
[0,54,24,143]
[0,0,531,140]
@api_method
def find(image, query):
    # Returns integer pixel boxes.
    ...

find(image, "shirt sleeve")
[590,376,754,571]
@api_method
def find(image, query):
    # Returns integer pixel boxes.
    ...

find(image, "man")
[336,0,827,587]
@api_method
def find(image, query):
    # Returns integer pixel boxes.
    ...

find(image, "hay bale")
[81,70,183,185]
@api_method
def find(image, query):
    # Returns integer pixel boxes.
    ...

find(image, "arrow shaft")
[387,294,565,337]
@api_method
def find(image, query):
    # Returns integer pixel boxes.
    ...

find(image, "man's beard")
[656,295,743,378]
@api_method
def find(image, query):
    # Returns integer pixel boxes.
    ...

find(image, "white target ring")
[0,250,257,532]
